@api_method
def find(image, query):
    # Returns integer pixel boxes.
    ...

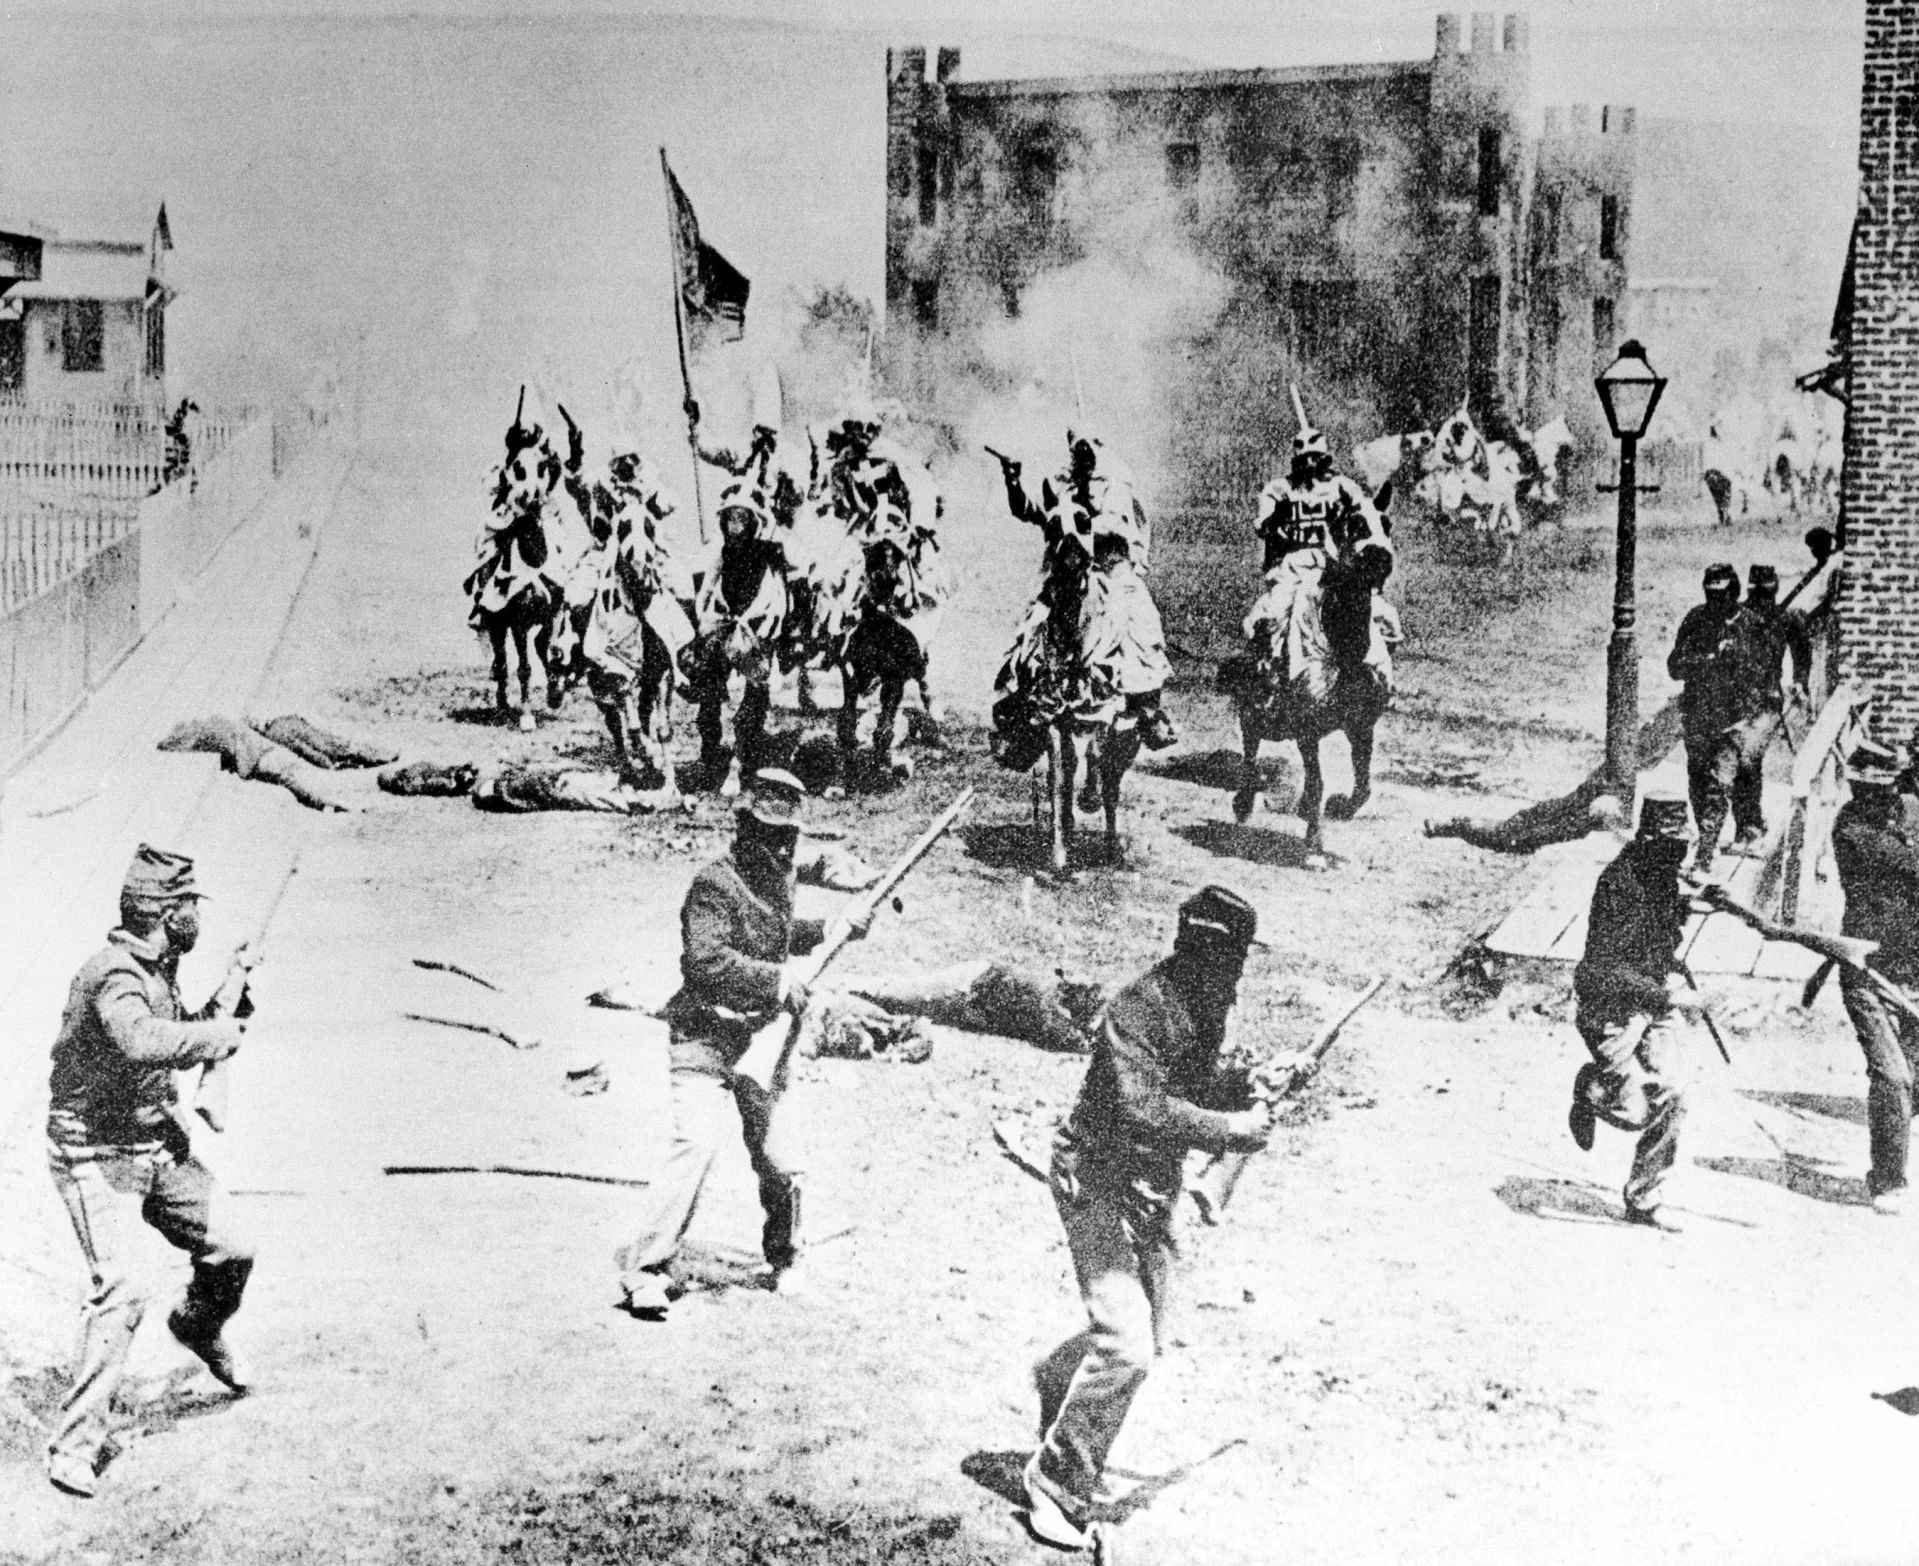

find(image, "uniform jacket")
[1667,603,1749,738]
[47,928,240,1149]
[1063,958,1241,1213]
[1834,799,1919,981]
[1573,845,1690,1026]
[658,851,826,1074]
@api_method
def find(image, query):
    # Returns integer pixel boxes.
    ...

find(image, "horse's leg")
[1300,735,1328,863]
[837,658,865,789]
[1047,724,1071,875]
[1329,710,1377,821]
[512,620,536,732]
[874,674,906,783]
[489,623,511,717]
[1102,725,1136,867]
[1233,707,1261,823]
[646,633,678,797]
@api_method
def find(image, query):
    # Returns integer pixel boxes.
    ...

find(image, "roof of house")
[0,192,169,252]
[6,242,157,302]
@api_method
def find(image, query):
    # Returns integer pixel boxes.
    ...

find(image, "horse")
[833,535,940,787]
[550,535,686,790]
[467,507,563,733]
[1219,540,1398,869]
[1352,430,1437,496]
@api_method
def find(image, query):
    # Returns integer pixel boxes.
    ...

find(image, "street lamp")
[1594,338,1668,793]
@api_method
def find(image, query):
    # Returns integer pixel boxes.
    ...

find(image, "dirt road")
[3,442,1913,1565]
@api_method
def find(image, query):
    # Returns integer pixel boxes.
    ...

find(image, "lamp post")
[1594,339,1668,793]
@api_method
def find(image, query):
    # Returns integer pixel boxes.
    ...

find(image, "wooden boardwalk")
[1483,762,1831,981]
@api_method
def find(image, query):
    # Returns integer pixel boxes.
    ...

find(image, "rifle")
[1190,974,1387,1225]
[732,787,975,1093]
[1686,876,1919,1022]
[1673,957,1732,1064]
[194,855,301,1132]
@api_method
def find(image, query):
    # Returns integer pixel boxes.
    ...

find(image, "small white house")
[0,198,171,409]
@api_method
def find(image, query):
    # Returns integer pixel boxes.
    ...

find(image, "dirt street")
[2,442,1914,1566]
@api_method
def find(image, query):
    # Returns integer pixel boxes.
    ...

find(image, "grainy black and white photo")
[0,1,1907,1560]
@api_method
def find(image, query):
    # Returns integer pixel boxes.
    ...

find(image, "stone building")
[1835,0,1919,735]
[884,13,1636,514]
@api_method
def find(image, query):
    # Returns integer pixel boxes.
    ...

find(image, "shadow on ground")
[1174,820,1314,870]
[1493,1176,1621,1225]
[1743,1089,1868,1128]
[961,1440,1248,1526]
[1695,1155,1869,1207]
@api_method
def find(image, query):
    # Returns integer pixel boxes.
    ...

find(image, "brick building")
[1836,1,1919,735]
[884,13,1636,514]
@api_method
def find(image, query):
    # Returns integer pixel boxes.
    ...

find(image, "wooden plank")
[1484,835,1617,958]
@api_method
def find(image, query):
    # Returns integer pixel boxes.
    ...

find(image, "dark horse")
[833,537,938,788]
[467,510,561,732]
[1218,541,1396,868]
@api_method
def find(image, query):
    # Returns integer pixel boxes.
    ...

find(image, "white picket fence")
[0,495,138,616]
[0,399,250,503]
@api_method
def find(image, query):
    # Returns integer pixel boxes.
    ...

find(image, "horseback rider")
[463,413,564,629]
[991,432,1178,768]
[1245,422,1388,677]
[679,480,792,788]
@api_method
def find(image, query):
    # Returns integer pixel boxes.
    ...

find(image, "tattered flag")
[663,157,750,351]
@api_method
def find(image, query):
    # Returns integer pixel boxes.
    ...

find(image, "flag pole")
[661,147,708,546]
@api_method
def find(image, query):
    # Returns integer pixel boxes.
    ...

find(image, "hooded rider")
[993,432,1178,756]
[463,412,564,628]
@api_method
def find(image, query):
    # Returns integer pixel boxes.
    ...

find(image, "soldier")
[1723,563,1799,854]
[1022,886,1272,1551]
[615,770,871,1315]
[44,847,258,1498]
[1831,742,1919,1216]
[1244,425,1385,671]
[1666,563,1750,872]
[1566,793,1707,1231]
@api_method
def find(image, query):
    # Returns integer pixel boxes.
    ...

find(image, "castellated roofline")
[944,59,1431,101]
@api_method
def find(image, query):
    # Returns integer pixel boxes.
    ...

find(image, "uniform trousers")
[617,1062,803,1279]
[1840,966,1919,1194]
[1031,1130,1178,1510]
[47,1134,254,1467]
[1574,1012,1688,1211]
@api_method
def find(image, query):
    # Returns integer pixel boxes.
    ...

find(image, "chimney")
[936,46,961,83]
[894,46,926,84]
[1470,11,1496,52]
[1570,102,1592,133]
[1436,13,1460,55]
[1502,13,1528,53]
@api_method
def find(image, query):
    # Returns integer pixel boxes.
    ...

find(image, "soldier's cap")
[1703,562,1740,592]
[1635,791,1697,844]
[739,768,807,829]
[1176,885,1263,953]
[1748,563,1780,593]
[120,843,204,908]
[1846,740,1904,788]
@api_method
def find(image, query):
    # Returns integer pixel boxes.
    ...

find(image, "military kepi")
[741,768,807,829]
[1635,791,1696,843]
[120,843,202,909]
[1177,884,1260,951]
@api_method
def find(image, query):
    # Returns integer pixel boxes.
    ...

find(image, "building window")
[911,278,939,331]
[1013,144,1057,226]
[1166,142,1200,191]
[62,300,104,373]
[918,145,940,225]
[1477,126,1502,216]
[144,300,165,378]
[1599,195,1622,259]
[1291,279,1360,369]
[1593,296,1616,359]
[1469,276,1501,401]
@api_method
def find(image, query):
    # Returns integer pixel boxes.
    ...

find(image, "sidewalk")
[0,440,352,1145]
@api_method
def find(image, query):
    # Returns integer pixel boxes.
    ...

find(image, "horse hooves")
[1304,851,1333,874]
[517,711,536,734]
[1232,791,1258,824]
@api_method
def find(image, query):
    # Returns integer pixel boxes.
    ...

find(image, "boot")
[760,1178,802,1274]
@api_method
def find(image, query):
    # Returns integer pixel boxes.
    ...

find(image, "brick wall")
[1837,0,1919,739]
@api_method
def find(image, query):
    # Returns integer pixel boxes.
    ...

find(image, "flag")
[663,154,750,351]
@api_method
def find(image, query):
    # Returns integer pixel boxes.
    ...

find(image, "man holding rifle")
[1832,741,1919,1216]
[44,846,258,1498]
[1021,885,1271,1552]
[1566,793,1707,1231]
[616,769,872,1316]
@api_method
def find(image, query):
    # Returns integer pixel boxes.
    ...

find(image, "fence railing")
[0,495,138,616]
[0,400,250,503]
